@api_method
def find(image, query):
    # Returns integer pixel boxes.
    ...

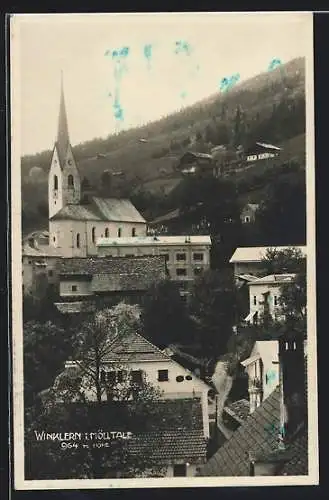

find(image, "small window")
[176,268,187,277]
[132,227,136,237]
[131,370,143,385]
[105,228,109,238]
[193,253,204,261]
[194,268,202,276]
[68,174,74,188]
[92,227,96,244]
[54,175,58,190]
[185,375,193,381]
[245,216,250,223]
[173,464,187,477]
[176,253,186,261]
[176,375,184,383]
[253,296,257,305]
[48,270,53,277]
[160,253,169,262]
[53,236,56,243]
[76,233,80,248]
[71,285,77,292]
[158,369,168,382]
[28,260,32,265]
[274,296,278,306]
[118,228,122,238]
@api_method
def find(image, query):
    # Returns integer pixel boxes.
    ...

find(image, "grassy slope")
[21,56,305,231]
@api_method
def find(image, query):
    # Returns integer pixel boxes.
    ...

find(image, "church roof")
[56,72,70,169]
[49,197,146,223]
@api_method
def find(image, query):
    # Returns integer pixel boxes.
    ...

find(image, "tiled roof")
[97,235,212,247]
[59,255,166,279]
[229,246,307,264]
[102,331,172,363]
[149,208,181,225]
[50,197,146,223]
[280,425,308,475]
[128,430,207,465]
[224,399,250,425]
[198,387,281,476]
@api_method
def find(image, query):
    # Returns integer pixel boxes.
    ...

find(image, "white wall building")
[241,340,279,414]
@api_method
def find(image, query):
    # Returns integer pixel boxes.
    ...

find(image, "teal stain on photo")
[112,46,130,60]
[265,369,277,385]
[180,90,188,99]
[175,40,192,56]
[219,73,240,92]
[144,44,153,61]
[268,58,282,71]
[264,422,285,436]
[113,100,124,121]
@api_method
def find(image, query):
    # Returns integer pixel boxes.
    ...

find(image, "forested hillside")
[21,56,305,233]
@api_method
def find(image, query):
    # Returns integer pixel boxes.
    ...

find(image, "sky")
[11,12,312,156]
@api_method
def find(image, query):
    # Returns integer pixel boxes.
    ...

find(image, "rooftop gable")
[229,246,307,264]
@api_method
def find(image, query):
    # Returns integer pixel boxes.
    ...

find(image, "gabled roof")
[249,274,296,285]
[128,429,207,465]
[197,387,281,476]
[59,255,165,277]
[224,399,250,425]
[49,197,146,223]
[229,246,307,264]
[101,331,172,363]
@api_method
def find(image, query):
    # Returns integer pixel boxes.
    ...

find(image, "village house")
[96,235,211,297]
[240,340,280,414]
[244,273,296,325]
[245,142,281,163]
[229,246,306,277]
[63,330,213,442]
[197,332,308,477]
[54,255,167,314]
[175,151,218,177]
[240,203,259,224]
[22,241,62,297]
[47,76,147,258]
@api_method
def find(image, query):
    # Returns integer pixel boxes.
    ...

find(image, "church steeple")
[56,71,70,167]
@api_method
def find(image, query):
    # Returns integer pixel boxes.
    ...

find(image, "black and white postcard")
[10,11,318,489]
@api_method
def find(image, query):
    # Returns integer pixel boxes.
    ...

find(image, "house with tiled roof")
[197,332,308,477]
[47,76,147,258]
[176,151,216,177]
[65,330,212,439]
[55,255,167,312]
[229,246,306,277]
[244,273,296,325]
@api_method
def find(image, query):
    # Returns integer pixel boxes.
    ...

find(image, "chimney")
[278,333,306,443]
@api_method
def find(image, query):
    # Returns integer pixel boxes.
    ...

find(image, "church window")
[105,228,109,238]
[132,227,136,237]
[92,227,96,244]
[68,175,74,188]
[118,228,122,238]
[76,233,80,248]
[54,175,58,190]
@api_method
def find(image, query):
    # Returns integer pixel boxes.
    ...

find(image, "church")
[47,76,147,258]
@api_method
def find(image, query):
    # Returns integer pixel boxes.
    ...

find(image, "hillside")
[21,56,306,233]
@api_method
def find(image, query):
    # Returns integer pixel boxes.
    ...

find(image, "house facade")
[65,331,212,440]
[229,246,306,277]
[175,151,216,177]
[240,340,280,414]
[96,235,211,295]
[55,255,167,312]
[240,203,259,224]
[245,142,281,163]
[22,243,62,297]
[244,273,296,325]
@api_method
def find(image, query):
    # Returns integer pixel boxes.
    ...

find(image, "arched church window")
[76,233,80,248]
[92,227,96,244]
[118,228,122,238]
[68,175,74,188]
[105,228,109,238]
[54,175,58,190]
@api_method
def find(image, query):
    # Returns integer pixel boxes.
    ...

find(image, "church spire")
[56,71,70,167]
